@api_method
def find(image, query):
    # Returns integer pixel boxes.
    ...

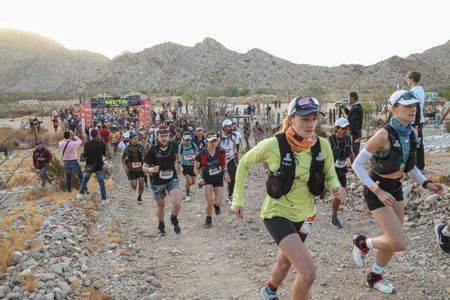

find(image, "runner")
[178,133,198,201]
[118,131,130,152]
[143,124,183,236]
[140,136,151,190]
[194,133,229,228]
[192,127,206,151]
[328,117,355,229]
[351,90,445,294]
[231,96,346,300]
[109,127,121,156]
[122,132,146,204]
[219,119,237,204]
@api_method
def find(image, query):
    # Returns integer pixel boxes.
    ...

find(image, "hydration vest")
[371,124,418,174]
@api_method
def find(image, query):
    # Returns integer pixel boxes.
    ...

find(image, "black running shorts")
[364,172,403,211]
[182,165,196,177]
[263,217,307,245]
[129,171,145,180]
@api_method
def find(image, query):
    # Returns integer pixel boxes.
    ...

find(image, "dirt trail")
[87,157,449,300]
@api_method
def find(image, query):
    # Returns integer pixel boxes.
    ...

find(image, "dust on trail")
[89,156,450,300]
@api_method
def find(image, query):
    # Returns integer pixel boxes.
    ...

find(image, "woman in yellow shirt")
[232,97,346,300]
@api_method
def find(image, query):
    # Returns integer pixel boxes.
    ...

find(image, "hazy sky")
[1,0,449,67]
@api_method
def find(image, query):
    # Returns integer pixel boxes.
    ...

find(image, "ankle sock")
[371,263,384,274]
[170,214,178,226]
[268,281,277,292]
[442,226,450,237]
[366,238,375,249]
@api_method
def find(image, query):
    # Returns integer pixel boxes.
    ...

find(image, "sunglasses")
[158,129,170,134]
[291,97,320,114]
[398,92,416,101]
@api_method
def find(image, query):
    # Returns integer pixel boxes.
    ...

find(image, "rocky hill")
[1,29,449,96]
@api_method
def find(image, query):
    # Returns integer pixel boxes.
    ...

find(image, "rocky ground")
[1,135,450,299]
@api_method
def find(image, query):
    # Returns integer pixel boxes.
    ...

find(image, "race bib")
[159,170,174,180]
[184,154,195,161]
[335,160,347,169]
[209,167,222,176]
[132,162,142,169]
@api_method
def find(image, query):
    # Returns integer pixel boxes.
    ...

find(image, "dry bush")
[430,170,444,184]
[80,288,112,300]
[71,279,82,289]
[0,204,45,273]
[106,231,122,245]
[118,248,130,256]
[85,235,106,253]
[0,126,62,149]
[22,274,37,292]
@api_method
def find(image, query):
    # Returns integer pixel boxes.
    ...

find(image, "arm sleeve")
[232,138,272,206]
[351,148,378,189]
[408,166,427,185]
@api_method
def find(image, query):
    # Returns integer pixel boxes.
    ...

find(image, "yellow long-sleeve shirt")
[232,136,341,222]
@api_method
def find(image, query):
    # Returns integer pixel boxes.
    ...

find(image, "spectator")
[253,121,264,145]
[406,71,426,171]
[76,129,108,204]
[243,118,251,150]
[32,140,53,187]
[342,92,364,156]
[59,131,83,193]
[52,116,59,133]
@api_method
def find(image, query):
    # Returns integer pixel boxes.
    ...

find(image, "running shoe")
[75,194,84,200]
[137,195,142,204]
[352,234,369,267]
[330,216,343,229]
[367,272,395,294]
[185,195,191,202]
[173,224,181,234]
[158,222,165,237]
[204,217,212,228]
[434,222,450,253]
[101,199,110,206]
[171,215,181,234]
[259,286,278,300]
[144,183,149,190]
[225,196,233,205]
[213,204,221,215]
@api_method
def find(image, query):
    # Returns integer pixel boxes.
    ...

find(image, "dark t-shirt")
[144,141,178,185]
[84,140,106,171]
[195,147,224,181]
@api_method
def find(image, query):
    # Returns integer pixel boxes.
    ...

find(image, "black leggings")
[227,159,237,197]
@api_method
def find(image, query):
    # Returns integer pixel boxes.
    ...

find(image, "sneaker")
[137,195,142,204]
[101,199,110,206]
[366,272,395,294]
[225,196,233,205]
[259,286,278,300]
[158,222,165,237]
[213,204,221,215]
[434,222,450,253]
[330,215,343,229]
[352,234,369,267]
[204,217,212,228]
[173,224,181,234]
[75,193,84,200]
[185,195,191,202]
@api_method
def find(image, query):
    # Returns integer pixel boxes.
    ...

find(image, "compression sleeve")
[408,166,427,185]
[351,148,378,191]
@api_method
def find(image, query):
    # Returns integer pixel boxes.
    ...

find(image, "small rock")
[149,292,160,300]
[170,248,182,256]
[52,229,65,240]
[146,276,162,288]
[50,264,64,276]
[45,291,55,300]
[12,251,23,265]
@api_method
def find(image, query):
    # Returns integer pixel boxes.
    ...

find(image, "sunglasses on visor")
[290,97,320,114]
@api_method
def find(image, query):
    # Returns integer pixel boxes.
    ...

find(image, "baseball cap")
[288,96,324,117]
[335,118,350,128]
[129,131,137,139]
[195,127,205,131]
[36,140,43,145]
[206,133,218,142]
[388,90,418,108]
[182,134,191,140]
[222,119,234,127]
[123,132,130,139]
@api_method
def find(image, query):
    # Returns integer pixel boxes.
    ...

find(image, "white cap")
[123,132,130,139]
[222,119,233,127]
[388,90,418,108]
[335,118,350,128]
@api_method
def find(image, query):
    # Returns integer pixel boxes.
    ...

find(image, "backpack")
[266,134,325,199]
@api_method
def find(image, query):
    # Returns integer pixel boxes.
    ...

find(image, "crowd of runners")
[30,71,450,300]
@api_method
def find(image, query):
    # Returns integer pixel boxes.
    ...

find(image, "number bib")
[335,160,347,168]
[209,166,222,176]
[159,170,174,180]
[184,154,195,161]
[132,162,142,169]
